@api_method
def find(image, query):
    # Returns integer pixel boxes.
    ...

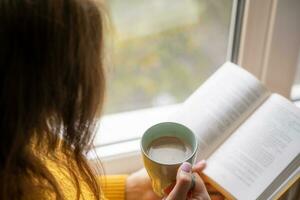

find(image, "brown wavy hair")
[0,0,105,199]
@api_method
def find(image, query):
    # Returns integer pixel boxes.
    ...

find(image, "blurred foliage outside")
[103,0,233,114]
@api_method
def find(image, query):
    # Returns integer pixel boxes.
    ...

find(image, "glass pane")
[104,0,234,114]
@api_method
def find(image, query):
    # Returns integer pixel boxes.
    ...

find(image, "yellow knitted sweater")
[47,157,127,200]
[27,142,128,200]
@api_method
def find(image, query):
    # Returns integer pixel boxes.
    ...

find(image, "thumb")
[165,162,193,200]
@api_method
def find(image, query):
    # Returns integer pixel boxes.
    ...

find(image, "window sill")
[89,104,181,174]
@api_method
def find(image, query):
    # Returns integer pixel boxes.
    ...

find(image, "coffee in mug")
[146,136,193,164]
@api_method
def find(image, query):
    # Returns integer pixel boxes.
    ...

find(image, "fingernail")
[181,162,192,172]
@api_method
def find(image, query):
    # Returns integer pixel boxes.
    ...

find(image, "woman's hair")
[0,0,105,199]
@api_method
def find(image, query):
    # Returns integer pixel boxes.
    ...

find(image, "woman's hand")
[125,168,161,200]
[164,161,210,200]
[125,160,224,200]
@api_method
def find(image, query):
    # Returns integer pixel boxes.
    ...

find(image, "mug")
[141,122,198,197]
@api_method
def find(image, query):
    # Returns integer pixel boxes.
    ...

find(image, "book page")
[204,94,300,200]
[168,62,269,159]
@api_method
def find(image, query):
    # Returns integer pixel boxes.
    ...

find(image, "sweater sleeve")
[99,175,128,200]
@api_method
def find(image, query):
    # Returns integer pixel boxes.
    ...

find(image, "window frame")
[237,0,300,98]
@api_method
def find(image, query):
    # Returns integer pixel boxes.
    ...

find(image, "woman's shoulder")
[25,143,106,200]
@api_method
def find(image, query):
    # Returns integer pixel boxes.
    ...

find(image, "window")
[104,0,233,114]
[91,0,236,173]
[93,0,235,156]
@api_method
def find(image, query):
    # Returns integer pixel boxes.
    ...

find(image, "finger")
[166,162,193,200]
[191,172,210,197]
[164,159,206,196]
[192,160,206,173]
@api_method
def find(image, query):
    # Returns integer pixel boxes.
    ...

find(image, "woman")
[0,0,212,199]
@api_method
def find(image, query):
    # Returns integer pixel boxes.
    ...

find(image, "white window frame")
[237,0,300,98]
[90,0,300,175]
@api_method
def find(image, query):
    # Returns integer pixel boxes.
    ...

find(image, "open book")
[168,62,300,200]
